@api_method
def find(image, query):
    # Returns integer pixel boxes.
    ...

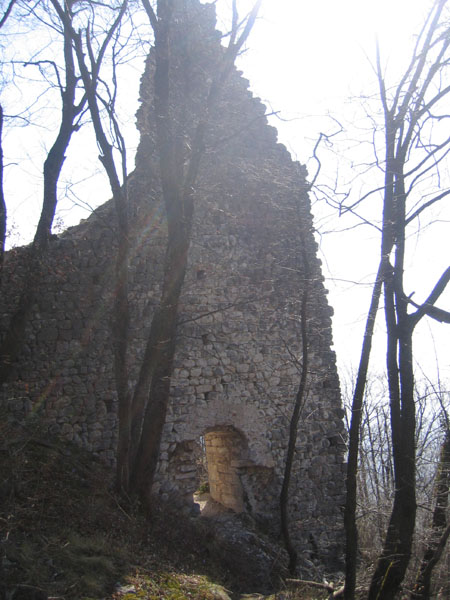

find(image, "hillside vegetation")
[0,418,331,600]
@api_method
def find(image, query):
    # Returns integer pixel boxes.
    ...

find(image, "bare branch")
[307,119,343,192]
[410,266,450,326]
[230,0,238,46]
[22,59,64,96]
[396,0,448,127]
[141,0,157,31]
[225,0,262,61]
[406,188,450,225]
[0,0,16,29]
[419,305,450,324]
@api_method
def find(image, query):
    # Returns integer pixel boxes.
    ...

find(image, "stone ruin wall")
[0,0,347,570]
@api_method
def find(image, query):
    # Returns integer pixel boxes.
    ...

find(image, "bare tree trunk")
[127,0,174,499]
[127,0,263,508]
[0,105,6,273]
[128,211,192,509]
[128,0,198,502]
[344,51,399,594]
[344,262,384,600]
[349,5,450,595]
[280,235,310,574]
[0,0,83,382]
[412,427,450,599]
[114,192,131,492]
[34,1,81,250]
[368,149,417,600]
[368,321,417,600]
[70,1,131,492]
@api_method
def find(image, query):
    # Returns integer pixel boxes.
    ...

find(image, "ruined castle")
[1,1,346,569]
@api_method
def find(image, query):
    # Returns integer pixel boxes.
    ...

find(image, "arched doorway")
[203,426,248,512]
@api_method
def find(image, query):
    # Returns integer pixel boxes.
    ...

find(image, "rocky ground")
[0,417,337,600]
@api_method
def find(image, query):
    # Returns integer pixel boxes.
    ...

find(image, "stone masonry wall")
[0,0,346,572]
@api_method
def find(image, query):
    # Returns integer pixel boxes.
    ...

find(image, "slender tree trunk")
[345,121,395,600]
[0,1,81,382]
[368,324,416,600]
[280,236,310,574]
[112,165,130,492]
[127,0,174,498]
[35,2,81,250]
[369,161,418,599]
[412,428,450,599]
[0,105,6,273]
[33,122,75,250]
[344,262,384,600]
[114,198,131,492]
[126,0,263,508]
[128,214,192,508]
[365,402,385,544]
[70,4,131,491]
[345,4,450,597]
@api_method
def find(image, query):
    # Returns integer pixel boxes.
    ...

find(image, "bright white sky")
[229,0,450,386]
[3,0,450,388]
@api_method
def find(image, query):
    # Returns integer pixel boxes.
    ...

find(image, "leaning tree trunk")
[280,234,310,574]
[344,260,384,600]
[344,107,396,600]
[128,209,192,509]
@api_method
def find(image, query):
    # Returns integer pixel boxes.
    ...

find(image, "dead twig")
[286,579,345,598]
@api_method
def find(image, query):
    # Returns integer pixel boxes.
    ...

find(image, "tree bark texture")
[344,262,384,600]
[412,428,450,599]
[280,234,310,574]
[368,151,417,600]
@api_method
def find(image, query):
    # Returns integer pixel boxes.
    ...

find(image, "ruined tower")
[1,0,346,570]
